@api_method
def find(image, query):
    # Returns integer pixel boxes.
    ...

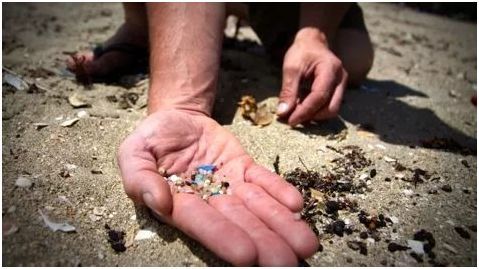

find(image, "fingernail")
[143,192,155,208]
[143,192,165,222]
[277,102,289,115]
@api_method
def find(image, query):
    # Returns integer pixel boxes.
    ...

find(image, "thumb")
[278,65,301,116]
[117,134,173,218]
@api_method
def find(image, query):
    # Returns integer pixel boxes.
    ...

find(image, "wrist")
[147,83,215,117]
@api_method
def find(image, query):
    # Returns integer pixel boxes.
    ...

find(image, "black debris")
[410,252,424,263]
[413,229,436,253]
[394,162,407,171]
[384,177,392,182]
[441,184,452,192]
[105,224,126,253]
[347,241,368,256]
[388,242,410,252]
[325,200,340,215]
[460,159,470,168]
[317,243,323,252]
[326,220,346,237]
[370,169,377,178]
[454,226,471,239]
[359,231,368,239]
[273,155,280,175]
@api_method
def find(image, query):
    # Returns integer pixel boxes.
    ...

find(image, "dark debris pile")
[284,146,378,240]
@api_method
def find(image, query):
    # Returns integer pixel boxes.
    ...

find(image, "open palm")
[118,110,318,266]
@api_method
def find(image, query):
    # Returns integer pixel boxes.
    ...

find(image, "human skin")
[118,3,318,266]
[277,3,350,126]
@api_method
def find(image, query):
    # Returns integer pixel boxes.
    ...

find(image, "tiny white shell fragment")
[33,122,49,130]
[359,173,369,180]
[15,176,32,188]
[68,93,89,108]
[407,239,425,255]
[77,110,89,118]
[39,209,76,232]
[375,144,386,150]
[60,118,79,127]
[390,216,399,224]
[384,156,397,163]
[134,228,157,241]
[403,189,414,197]
[65,164,78,171]
[130,214,137,221]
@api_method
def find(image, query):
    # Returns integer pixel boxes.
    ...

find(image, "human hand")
[277,28,348,126]
[117,109,318,266]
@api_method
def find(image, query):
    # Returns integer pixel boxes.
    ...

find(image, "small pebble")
[460,159,470,168]
[359,231,368,239]
[15,175,32,188]
[388,242,409,252]
[441,184,452,192]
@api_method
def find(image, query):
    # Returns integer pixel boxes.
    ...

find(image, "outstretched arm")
[118,3,318,266]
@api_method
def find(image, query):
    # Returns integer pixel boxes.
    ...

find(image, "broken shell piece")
[15,175,32,188]
[134,228,157,241]
[76,110,89,118]
[2,69,29,91]
[68,93,90,108]
[254,103,274,126]
[60,118,79,127]
[39,209,76,233]
[384,156,397,163]
[407,239,425,255]
[65,163,77,171]
[33,122,49,130]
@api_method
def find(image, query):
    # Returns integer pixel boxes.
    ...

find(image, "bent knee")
[334,29,374,87]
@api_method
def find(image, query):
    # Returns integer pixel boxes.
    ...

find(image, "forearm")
[297,3,350,46]
[146,3,225,115]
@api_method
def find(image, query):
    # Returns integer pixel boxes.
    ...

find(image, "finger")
[313,69,347,120]
[288,67,338,126]
[117,134,173,217]
[209,195,298,266]
[234,183,319,259]
[277,63,302,117]
[245,164,303,212]
[172,193,257,266]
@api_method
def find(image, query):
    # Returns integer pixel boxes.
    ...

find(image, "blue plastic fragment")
[197,164,216,172]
